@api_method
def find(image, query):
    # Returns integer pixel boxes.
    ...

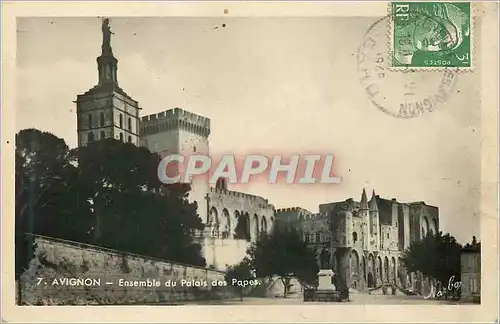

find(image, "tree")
[233,214,250,241]
[15,149,36,283]
[33,163,95,243]
[74,138,162,242]
[15,129,207,268]
[98,183,206,266]
[15,129,74,274]
[225,259,254,301]
[16,129,71,230]
[15,129,76,304]
[402,231,462,292]
[73,138,207,266]
[464,236,481,250]
[15,129,94,244]
[245,228,318,298]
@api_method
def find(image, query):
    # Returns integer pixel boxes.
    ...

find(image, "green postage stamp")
[390,2,471,69]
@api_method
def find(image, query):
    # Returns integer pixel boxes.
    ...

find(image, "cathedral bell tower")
[97,18,118,87]
[76,18,141,148]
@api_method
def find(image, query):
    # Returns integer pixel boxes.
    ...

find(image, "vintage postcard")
[2,1,498,323]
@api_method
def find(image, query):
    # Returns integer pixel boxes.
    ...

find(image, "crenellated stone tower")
[139,108,211,224]
[76,18,141,147]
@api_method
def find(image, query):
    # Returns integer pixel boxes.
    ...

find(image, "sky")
[16,17,481,243]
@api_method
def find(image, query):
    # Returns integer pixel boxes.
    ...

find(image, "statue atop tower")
[76,17,141,150]
[96,17,118,86]
[101,18,114,56]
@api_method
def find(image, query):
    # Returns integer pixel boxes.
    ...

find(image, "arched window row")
[206,208,273,241]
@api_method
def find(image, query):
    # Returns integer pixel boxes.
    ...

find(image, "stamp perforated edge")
[386,1,476,73]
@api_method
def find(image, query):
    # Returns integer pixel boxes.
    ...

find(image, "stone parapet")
[17,235,234,305]
[140,108,210,137]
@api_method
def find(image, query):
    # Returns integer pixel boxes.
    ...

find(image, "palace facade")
[275,189,439,292]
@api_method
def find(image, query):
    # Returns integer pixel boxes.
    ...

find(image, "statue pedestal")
[317,269,335,290]
[304,269,341,302]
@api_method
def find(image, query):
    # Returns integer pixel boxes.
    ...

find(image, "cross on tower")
[204,193,210,224]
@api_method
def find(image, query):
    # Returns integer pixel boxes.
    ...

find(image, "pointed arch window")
[119,114,123,128]
[100,112,105,127]
[88,114,92,128]
[87,132,94,142]
[119,133,123,142]
[100,131,105,139]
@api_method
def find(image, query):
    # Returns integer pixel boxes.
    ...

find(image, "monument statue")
[314,247,339,300]
[319,247,330,269]
[102,18,114,54]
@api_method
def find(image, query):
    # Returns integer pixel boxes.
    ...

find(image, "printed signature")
[424,276,462,299]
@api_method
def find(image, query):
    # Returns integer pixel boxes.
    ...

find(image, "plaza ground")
[178,292,468,305]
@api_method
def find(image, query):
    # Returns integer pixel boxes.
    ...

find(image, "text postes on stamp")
[391,2,471,69]
[357,16,458,118]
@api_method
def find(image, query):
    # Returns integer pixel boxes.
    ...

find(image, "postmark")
[390,2,472,69]
[357,16,459,118]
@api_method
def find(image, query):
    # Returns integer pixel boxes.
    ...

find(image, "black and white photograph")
[2,1,498,323]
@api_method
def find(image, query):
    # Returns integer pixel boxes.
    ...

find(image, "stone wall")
[201,237,251,271]
[17,235,235,305]
[409,203,439,241]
